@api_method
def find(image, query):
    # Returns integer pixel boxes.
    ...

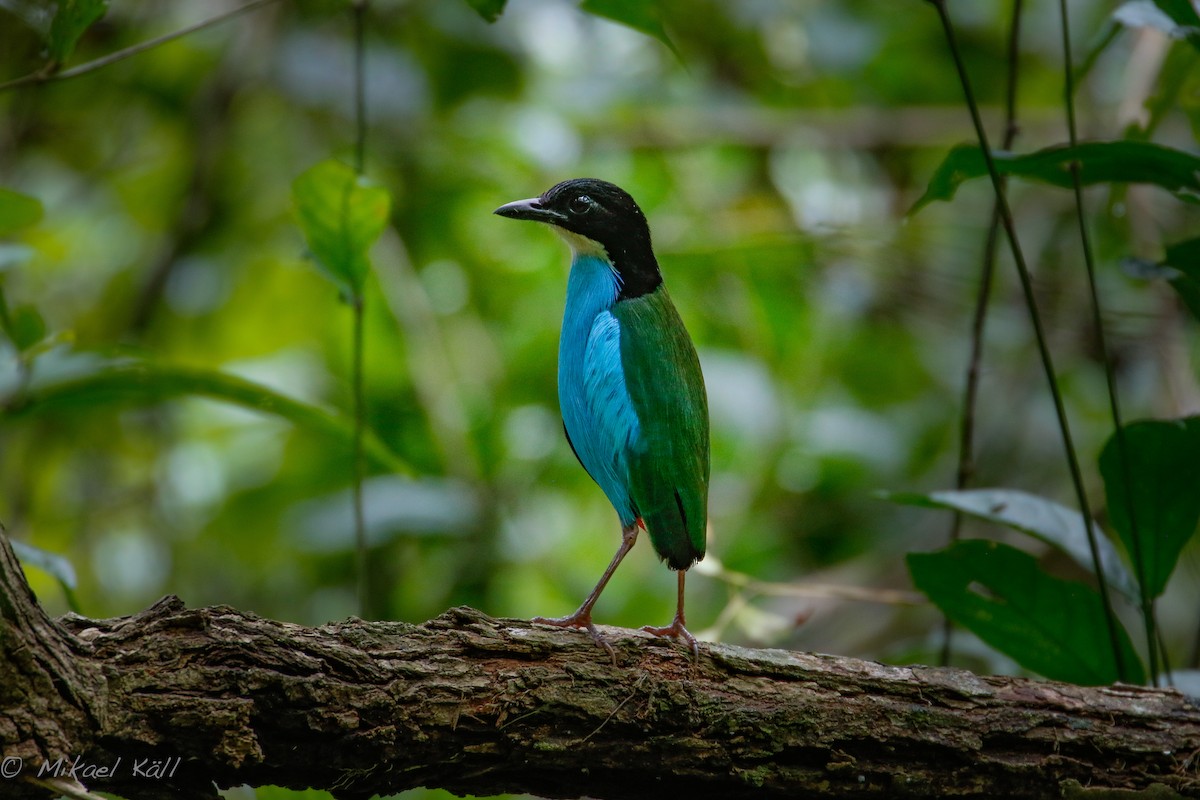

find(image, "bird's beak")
[493,197,565,224]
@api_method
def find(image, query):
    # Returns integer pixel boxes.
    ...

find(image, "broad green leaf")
[1155,0,1200,27]
[47,0,108,62]
[0,188,44,236]
[908,541,1145,685]
[1113,0,1200,51]
[580,0,679,57]
[911,141,1200,213]
[1099,417,1200,599]
[464,0,507,23]
[5,359,410,475]
[292,160,391,299]
[884,488,1137,600]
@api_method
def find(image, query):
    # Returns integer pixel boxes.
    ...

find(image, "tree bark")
[1,534,1197,800]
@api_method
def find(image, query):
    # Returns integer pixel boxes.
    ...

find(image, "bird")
[494,178,710,659]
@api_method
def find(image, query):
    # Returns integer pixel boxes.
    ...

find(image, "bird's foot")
[641,617,700,661]
[532,610,617,664]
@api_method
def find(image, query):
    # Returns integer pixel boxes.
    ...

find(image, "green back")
[614,285,710,569]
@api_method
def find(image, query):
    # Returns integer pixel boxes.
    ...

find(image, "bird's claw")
[641,618,700,661]
[532,612,617,664]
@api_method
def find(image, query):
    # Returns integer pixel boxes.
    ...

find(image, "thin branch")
[1192,608,1200,669]
[0,0,284,94]
[1057,0,1158,686]
[350,0,370,618]
[351,293,368,618]
[940,0,1024,668]
[353,0,368,174]
[926,0,1129,681]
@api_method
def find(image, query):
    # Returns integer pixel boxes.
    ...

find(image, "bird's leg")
[641,569,699,660]
[532,522,639,662]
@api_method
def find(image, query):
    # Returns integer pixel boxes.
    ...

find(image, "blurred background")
[1,1,1199,790]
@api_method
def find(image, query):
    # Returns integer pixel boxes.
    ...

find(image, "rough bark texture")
[1,534,1198,800]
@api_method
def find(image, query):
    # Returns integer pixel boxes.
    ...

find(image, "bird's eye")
[569,195,593,215]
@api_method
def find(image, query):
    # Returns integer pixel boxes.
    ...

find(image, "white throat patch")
[552,227,609,261]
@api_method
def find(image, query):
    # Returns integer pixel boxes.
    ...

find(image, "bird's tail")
[641,487,706,570]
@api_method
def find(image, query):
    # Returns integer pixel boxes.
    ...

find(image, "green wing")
[614,285,710,569]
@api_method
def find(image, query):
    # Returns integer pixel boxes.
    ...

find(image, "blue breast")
[558,254,641,526]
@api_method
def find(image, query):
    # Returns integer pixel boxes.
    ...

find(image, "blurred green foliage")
[2,0,1200,795]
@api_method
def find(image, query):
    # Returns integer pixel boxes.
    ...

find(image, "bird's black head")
[494,178,662,299]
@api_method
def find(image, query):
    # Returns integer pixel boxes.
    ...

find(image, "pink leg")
[641,569,699,660]
[532,523,638,662]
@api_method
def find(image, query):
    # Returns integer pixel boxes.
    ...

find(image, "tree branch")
[0,0,284,94]
[1,533,1197,800]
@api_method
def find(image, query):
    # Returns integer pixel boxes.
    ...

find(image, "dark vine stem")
[925,0,1129,681]
[351,0,370,618]
[1056,0,1157,685]
[939,0,1024,668]
[353,0,368,175]
[351,291,368,618]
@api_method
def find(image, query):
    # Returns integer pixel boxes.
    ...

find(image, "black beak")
[493,197,565,223]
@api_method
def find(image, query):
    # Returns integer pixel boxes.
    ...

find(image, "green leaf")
[47,0,108,62]
[579,0,679,57]
[1155,0,1200,27]
[883,488,1137,600]
[0,188,44,236]
[1099,417,1200,599]
[6,358,410,475]
[908,541,1145,685]
[911,141,1200,213]
[292,160,391,299]
[464,0,507,23]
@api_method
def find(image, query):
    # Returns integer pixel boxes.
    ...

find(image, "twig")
[925,0,1129,681]
[580,675,648,744]
[351,292,368,618]
[940,0,1024,668]
[350,0,370,618]
[353,0,368,174]
[1057,0,1157,685]
[0,0,285,94]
